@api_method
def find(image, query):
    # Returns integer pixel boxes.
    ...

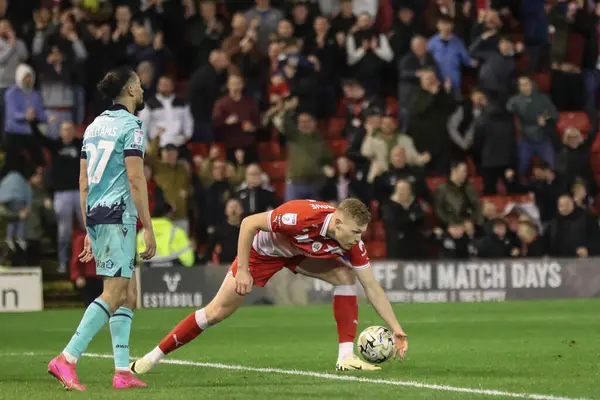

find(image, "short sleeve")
[123,119,145,158]
[268,201,315,235]
[347,240,370,270]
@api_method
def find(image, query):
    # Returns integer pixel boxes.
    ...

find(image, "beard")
[135,100,145,112]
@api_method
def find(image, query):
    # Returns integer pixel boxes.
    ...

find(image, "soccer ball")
[357,326,395,363]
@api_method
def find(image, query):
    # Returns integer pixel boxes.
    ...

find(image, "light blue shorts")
[87,224,136,279]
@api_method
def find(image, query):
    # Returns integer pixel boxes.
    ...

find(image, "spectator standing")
[127,26,170,80]
[319,156,370,206]
[212,74,261,163]
[235,163,279,217]
[427,15,477,98]
[434,160,483,226]
[185,0,225,70]
[380,179,427,260]
[203,159,234,232]
[556,124,599,197]
[527,163,562,224]
[145,135,192,234]
[520,0,550,72]
[280,101,334,201]
[245,0,284,55]
[139,75,194,156]
[188,49,230,142]
[0,19,28,135]
[34,121,84,273]
[202,197,242,264]
[346,13,393,95]
[407,68,455,174]
[447,87,487,162]
[470,36,520,101]
[506,75,559,177]
[473,96,517,195]
[331,0,357,36]
[3,63,46,169]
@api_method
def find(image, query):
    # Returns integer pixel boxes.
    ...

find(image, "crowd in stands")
[1,0,600,291]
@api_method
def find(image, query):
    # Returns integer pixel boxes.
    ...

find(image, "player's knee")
[330,267,356,286]
[204,302,236,325]
[100,278,129,312]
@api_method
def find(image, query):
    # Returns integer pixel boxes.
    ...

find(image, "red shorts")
[228,248,306,287]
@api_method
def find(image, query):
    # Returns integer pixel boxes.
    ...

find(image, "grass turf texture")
[0,299,598,400]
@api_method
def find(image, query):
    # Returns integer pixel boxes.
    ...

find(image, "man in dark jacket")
[407,68,456,175]
[201,198,242,264]
[506,75,558,177]
[187,50,229,142]
[471,36,519,101]
[235,164,279,218]
[473,95,517,194]
[434,160,483,227]
[545,195,596,257]
[476,218,520,258]
[437,217,472,260]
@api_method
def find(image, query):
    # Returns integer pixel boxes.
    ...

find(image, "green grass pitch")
[0,299,598,400]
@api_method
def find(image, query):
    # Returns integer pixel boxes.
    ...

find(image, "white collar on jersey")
[320,213,333,238]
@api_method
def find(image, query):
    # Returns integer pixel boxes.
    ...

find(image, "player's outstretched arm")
[125,156,156,260]
[355,267,408,360]
[235,211,270,295]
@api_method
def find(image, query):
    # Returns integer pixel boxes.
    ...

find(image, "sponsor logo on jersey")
[312,242,323,252]
[134,129,144,145]
[281,213,297,225]
[97,260,115,269]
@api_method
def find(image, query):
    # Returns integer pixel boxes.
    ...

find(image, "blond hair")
[337,198,371,226]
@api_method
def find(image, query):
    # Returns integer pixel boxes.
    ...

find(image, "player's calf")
[132,275,245,374]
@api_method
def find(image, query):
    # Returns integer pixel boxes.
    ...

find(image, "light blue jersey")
[81,104,146,226]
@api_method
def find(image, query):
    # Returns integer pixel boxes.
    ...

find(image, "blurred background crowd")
[1,0,600,299]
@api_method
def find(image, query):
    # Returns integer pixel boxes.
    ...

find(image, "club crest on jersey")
[281,213,297,226]
[134,129,144,145]
[311,242,323,252]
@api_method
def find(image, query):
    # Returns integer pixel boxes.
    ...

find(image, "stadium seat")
[260,161,287,181]
[329,139,348,157]
[75,124,85,138]
[328,118,346,138]
[371,220,386,241]
[366,241,386,259]
[271,179,286,199]
[531,72,551,93]
[257,142,283,161]
[557,112,590,138]
[369,200,380,220]
[385,96,398,117]
[187,142,208,157]
[591,133,600,153]
[426,177,446,192]
[470,176,484,193]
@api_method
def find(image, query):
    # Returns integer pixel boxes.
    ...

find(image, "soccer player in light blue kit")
[48,67,156,391]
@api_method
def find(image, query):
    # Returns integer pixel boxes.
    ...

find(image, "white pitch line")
[74,353,586,400]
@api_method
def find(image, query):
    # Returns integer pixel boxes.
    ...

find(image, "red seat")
[427,177,446,192]
[75,124,85,138]
[371,220,386,241]
[271,179,286,199]
[329,139,348,157]
[470,176,484,193]
[557,111,590,138]
[531,72,551,93]
[260,161,287,181]
[591,133,600,153]
[187,142,208,157]
[385,96,398,117]
[369,200,380,220]
[366,241,386,259]
[257,142,283,161]
[328,118,346,138]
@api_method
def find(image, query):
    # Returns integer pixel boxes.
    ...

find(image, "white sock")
[338,342,354,361]
[62,351,78,364]
[195,308,209,330]
[146,346,165,364]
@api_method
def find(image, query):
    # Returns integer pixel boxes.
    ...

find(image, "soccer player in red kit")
[131,198,408,373]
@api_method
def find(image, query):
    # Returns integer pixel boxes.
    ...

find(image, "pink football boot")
[47,353,87,391]
[113,370,148,389]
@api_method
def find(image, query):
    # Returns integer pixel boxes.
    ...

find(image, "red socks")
[158,311,204,355]
[333,286,359,343]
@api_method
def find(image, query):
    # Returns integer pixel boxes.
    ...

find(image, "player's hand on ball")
[78,234,94,263]
[140,230,157,260]
[393,329,408,360]
[235,268,253,296]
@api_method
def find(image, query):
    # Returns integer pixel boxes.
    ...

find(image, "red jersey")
[254,200,370,270]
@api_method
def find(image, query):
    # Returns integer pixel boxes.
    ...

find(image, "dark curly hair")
[96,67,136,100]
